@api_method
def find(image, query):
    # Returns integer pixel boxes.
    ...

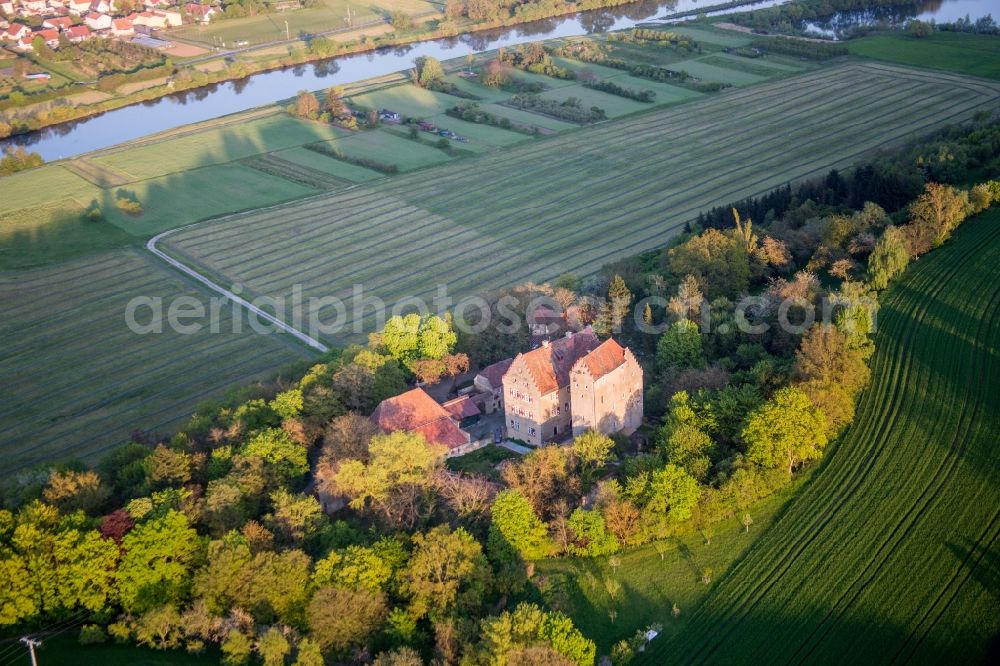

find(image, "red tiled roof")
[478,358,512,390]
[36,28,58,40]
[371,387,470,450]
[575,338,627,380]
[442,395,480,420]
[510,326,600,394]
[411,419,469,449]
[66,25,90,36]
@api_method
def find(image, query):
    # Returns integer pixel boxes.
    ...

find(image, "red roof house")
[371,387,472,455]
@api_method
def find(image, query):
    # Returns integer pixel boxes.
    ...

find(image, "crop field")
[0,248,309,471]
[161,63,1000,345]
[640,210,1000,664]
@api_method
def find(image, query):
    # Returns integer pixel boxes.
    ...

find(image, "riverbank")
[0,0,656,142]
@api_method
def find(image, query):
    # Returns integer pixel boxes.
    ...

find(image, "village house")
[1,22,31,41]
[34,26,60,46]
[17,0,47,15]
[88,0,112,13]
[494,327,643,447]
[110,16,132,35]
[66,0,90,14]
[129,9,180,28]
[42,15,74,29]
[371,387,482,458]
[64,23,89,40]
[83,10,110,29]
[0,1,13,16]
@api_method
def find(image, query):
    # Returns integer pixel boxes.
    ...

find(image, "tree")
[867,226,909,289]
[415,55,445,87]
[908,182,969,251]
[313,545,392,593]
[256,626,290,666]
[307,586,388,653]
[594,274,632,337]
[907,19,933,37]
[666,228,749,298]
[321,413,377,463]
[222,630,254,666]
[293,638,324,666]
[117,510,201,613]
[632,464,700,529]
[333,431,445,529]
[668,274,703,320]
[402,525,492,619]
[656,319,704,370]
[742,387,828,474]
[567,509,619,557]
[489,490,553,560]
[374,647,423,666]
[42,469,110,515]
[294,90,320,118]
[661,422,713,481]
[501,446,580,519]
[794,323,870,434]
[241,428,309,482]
[477,603,596,666]
[572,430,615,482]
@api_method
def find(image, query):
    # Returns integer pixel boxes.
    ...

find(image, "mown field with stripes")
[163,62,1000,344]
[639,209,1000,665]
[0,249,309,470]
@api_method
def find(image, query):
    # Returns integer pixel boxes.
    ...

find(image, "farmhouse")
[495,327,643,447]
[371,387,480,458]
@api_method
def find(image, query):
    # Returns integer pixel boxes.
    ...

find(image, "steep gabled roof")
[507,326,600,395]
[477,358,512,390]
[442,395,480,420]
[370,387,470,450]
[574,338,627,380]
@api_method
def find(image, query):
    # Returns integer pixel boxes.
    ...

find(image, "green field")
[848,31,1000,79]
[531,478,805,653]
[161,63,1000,345]
[166,0,436,48]
[640,209,1000,664]
[0,249,309,470]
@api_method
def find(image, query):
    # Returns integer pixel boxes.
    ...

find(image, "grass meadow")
[639,209,1000,664]
[0,249,309,470]
[529,478,807,653]
[848,31,1000,79]
[162,63,1000,346]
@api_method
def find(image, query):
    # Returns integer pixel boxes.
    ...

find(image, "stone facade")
[500,327,642,447]
[570,340,643,438]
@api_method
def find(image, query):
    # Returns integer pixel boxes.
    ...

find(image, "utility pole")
[20,637,41,666]
[285,19,289,40]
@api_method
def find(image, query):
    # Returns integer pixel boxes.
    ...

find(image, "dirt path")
[147,225,330,353]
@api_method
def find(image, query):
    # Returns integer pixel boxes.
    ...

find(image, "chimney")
[565,331,573,338]
[542,339,550,347]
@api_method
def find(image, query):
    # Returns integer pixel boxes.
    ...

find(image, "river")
[3,0,995,160]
